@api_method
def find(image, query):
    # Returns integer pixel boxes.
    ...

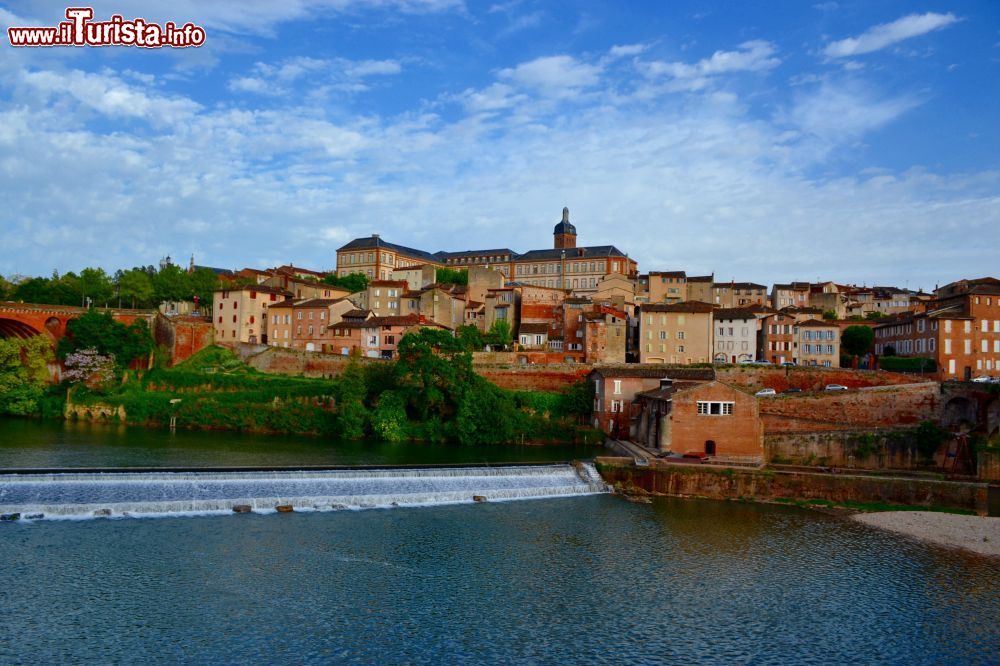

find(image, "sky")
[0,1,998,291]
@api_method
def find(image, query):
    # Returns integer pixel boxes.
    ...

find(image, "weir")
[0,463,609,521]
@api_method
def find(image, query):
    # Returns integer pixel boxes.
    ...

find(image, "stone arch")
[0,317,42,339]
[942,396,977,429]
[987,399,1000,438]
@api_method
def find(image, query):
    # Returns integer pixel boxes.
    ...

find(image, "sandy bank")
[853,511,999,557]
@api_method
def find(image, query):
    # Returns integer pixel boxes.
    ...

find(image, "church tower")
[553,207,577,249]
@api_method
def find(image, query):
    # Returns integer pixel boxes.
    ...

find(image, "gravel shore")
[853,511,1000,556]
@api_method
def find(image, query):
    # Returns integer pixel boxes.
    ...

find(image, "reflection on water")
[0,418,601,468]
[1,495,997,664]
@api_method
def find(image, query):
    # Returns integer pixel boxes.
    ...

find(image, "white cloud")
[607,43,649,60]
[228,56,403,96]
[498,55,601,93]
[639,40,780,90]
[823,12,958,58]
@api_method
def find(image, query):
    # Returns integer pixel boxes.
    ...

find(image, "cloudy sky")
[1,0,997,290]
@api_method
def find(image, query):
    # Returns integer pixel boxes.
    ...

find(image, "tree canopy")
[841,325,875,357]
[322,272,369,293]
[57,310,154,369]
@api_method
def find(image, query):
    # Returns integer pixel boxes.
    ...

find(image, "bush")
[879,356,936,372]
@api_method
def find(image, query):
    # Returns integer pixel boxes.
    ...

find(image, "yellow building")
[638,301,714,364]
[212,285,290,345]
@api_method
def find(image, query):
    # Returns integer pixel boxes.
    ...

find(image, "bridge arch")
[942,396,977,430]
[0,317,43,339]
[987,398,1000,438]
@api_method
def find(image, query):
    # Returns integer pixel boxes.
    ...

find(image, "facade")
[336,208,637,295]
[635,380,763,463]
[796,319,840,367]
[335,234,443,281]
[583,305,628,364]
[267,298,354,351]
[588,366,715,438]
[712,307,757,364]
[644,271,688,304]
[638,301,714,364]
[686,275,714,304]
[212,285,290,344]
[760,307,824,364]
[873,279,1000,379]
[326,314,446,359]
[263,274,350,301]
[711,282,768,308]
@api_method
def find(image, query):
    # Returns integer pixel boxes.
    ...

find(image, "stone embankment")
[596,457,990,516]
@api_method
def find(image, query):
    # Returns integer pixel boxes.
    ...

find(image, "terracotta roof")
[589,365,716,381]
[215,284,291,296]
[797,319,839,328]
[713,282,766,290]
[641,301,715,313]
[518,323,550,335]
[649,270,687,278]
[687,275,713,283]
[713,307,758,320]
[341,309,372,319]
[369,280,408,287]
[331,314,422,329]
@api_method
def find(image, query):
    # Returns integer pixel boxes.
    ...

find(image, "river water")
[1,419,998,663]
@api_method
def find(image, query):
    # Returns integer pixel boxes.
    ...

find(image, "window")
[659,331,667,340]
[697,401,734,415]
[677,331,685,340]
[613,380,622,395]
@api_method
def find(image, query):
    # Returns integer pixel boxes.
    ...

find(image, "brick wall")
[473,363,590,391]
[717,366,916,392]
[765,429,949,469]
[758,383,940,433]
[245,347,386,378]
[154,314,214,366]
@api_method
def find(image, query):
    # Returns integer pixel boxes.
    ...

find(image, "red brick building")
[636,380,763,463]
[588,366,715,438]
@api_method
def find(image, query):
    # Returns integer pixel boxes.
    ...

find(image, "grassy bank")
[67,344,601,444]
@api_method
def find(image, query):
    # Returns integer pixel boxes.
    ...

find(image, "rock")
[232,504,252,513]
[390,502,400,507]
[473,495,487,503]
[330,504,348,511]
[275,505,294,513]
[93,508,112,517]
[25,513,44,520]
[0,513,21,522]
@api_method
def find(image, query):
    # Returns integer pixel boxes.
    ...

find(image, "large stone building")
[712,307,758,364]
[267,298,355,351]
[212,284,291,345]
[873,277,1000,380]
[335,208,637,295]
[638,301,714,364]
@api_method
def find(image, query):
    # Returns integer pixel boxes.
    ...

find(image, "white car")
[824,384,848,391]
[755,388,777,397]
[971,376,993,383]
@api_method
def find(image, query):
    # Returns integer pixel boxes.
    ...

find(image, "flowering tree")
[63,348,116,389]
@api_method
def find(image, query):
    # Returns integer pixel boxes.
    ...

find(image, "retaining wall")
[596,459,988,515]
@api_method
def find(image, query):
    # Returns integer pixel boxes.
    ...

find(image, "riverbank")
[853,512,1000,556]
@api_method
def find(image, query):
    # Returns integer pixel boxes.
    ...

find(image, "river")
[1,418,997,663]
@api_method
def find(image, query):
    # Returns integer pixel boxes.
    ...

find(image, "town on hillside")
[185,208,998,383]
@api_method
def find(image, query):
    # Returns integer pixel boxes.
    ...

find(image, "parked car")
[971,375,994,383]
[755,388,777,397]
[781,362,796,367]
[782,388,803,394]
[824,384,848,391]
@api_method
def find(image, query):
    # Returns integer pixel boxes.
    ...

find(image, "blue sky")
[1,0,997,290]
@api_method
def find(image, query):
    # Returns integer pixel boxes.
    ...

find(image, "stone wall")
[244,347,386,378]
[716,366,916,392]
[759,383,940,433]
[155,314,214,366]
[596,459,989,515]
[473,363,590,391]
[765,429,947,470]
[978,450,1000,483]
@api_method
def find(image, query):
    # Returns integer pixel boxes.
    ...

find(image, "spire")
[562,207,569,222]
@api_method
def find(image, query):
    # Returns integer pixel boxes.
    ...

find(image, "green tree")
[372,390,407,442]
[0,274,13,300]
[394,328,472,421]
[117,269,155,309]
[822,310,837,320]
[189,268,222,309]
[556,379,595,422]
[865,311,885,320]
[913,420,950,461]
[841,325,875,357]
[456,325,485,351]
[0,336,54,416]
[49,271,83,306]
[12,276,52,304]
[153,263,191,303]
[455,377,515,445]
[57,310,153,369]
[78,267,114,306]
[333,357,369,438]
[322,272,369,293]
[435,267,468,286]
[485,319,513,349]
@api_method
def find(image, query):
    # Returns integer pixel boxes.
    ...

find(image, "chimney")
[659,377,673,390]
[372,233,380,239]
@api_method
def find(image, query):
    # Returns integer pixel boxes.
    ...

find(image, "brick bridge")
[0,302,155,343]
[940,382,1000,437]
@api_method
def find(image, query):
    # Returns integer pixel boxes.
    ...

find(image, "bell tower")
[553,207,577,249]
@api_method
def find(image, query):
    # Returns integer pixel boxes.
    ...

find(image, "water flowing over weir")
[0,463,609,521]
